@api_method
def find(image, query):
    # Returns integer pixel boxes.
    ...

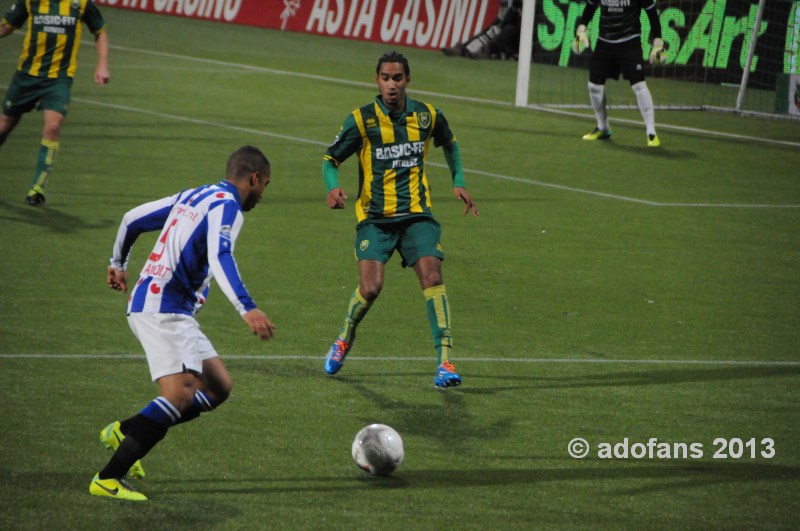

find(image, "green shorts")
[2,72,73,117]
[355,217,444,267]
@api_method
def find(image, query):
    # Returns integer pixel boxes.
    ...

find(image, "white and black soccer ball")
[351,424,404,476]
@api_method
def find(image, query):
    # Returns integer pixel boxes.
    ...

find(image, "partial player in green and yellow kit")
[0,0,110,206]
[322,51,479,388]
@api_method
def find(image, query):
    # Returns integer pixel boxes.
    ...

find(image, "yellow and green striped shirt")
[325,95,456,223]
[2,0,105,79]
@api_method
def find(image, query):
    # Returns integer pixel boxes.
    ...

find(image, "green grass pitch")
[1,9,799,529]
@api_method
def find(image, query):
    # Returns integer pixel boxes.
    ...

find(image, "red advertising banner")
[95,0,502,51]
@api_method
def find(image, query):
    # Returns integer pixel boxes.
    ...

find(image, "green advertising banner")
[533,0,799,89]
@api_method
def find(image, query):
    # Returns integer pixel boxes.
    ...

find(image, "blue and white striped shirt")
[110,180,257,317]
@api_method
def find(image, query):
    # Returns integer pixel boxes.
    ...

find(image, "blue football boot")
[434,360,462,388]
[324,339,351,375]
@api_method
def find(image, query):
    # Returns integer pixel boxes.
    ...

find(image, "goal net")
[515,0,800,118]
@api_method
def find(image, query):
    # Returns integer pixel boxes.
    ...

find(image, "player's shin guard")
[30,139,59,192]
[588,82,609,131]
[339,288,372,344]
[632,81,656,136]
[424,285,452,365]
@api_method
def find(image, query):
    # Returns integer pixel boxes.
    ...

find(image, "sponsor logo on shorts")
[360,240,369,251]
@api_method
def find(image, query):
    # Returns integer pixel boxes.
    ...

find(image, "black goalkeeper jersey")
[581,0,659,44]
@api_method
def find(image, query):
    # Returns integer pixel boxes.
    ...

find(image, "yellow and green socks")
[28,138,59,196]
[338,288,372,344]
[424,285,452,365]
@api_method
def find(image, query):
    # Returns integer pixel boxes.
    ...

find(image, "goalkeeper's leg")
[588,82,609,131]
[632,81,656,137]
[582,82,611,140]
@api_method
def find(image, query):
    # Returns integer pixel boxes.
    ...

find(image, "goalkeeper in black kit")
[572,0,666,147]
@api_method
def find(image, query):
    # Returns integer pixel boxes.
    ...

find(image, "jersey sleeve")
[644,1,662,40]
[3,0,28,28]
[432,108,456,148]
[110,192,182,271]
[206,200,257,316]
[324,113,362,166]
[577,0,599,26]
[82,0,106,34]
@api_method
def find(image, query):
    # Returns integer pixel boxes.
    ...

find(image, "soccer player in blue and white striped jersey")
[90,146,275,501]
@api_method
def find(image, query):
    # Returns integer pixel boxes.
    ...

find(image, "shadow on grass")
[458,365,800,394]
[329,376,514,452]
[0,198,113,233]
[137,462,798,494]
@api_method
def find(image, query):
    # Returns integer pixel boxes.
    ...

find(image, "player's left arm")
[83,1,109,85]
[442,141,479,217]
[206,201,258,316]
[93,29,110,85]
[206,201,276,339]
[434,109,479,218]
[645,1,665,64]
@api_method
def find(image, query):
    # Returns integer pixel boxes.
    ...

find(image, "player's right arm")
[1,0,28,37]
[0,21,14,37]
[109,193,181,273]
[323,114,362,209]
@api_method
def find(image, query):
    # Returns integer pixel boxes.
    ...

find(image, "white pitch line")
[5,32,799,149]
[1,353,799,367]
[105,43,800,150]
[3,39,798,208]
[70,97,800,209]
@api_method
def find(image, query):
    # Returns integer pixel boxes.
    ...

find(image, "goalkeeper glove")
[572,24,590,54]
[649,38,666,65]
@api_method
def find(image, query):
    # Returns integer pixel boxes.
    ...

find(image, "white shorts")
[127,313,219,381]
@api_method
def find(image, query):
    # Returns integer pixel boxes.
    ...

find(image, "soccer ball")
[351,424,404,476]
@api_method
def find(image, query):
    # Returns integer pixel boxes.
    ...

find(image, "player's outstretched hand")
[243,308,276,340]
[453,187,479,217]
[107,266,128,293]
[649,38,666,65]
[326,187,348,209]
[572,24,590,54]
[95,66,110,86]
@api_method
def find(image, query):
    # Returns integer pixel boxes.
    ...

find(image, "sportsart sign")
[534,0,800,88]
[95,0,501,50]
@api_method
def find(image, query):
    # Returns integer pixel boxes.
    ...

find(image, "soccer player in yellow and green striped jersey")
[322,51,479,389]
[0,0,109,206]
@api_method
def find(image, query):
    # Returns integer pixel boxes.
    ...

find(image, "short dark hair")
[376,51,410,77]
[226,146,270,179]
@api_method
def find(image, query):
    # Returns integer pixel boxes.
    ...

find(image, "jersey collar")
[218,179,242,206]
[375,94,409,118]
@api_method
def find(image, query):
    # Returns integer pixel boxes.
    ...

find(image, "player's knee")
[168,392,196,412]
[420,271,443,290]
[213,378,233,405]
[359,283,382,301]
[42,124,62,141]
